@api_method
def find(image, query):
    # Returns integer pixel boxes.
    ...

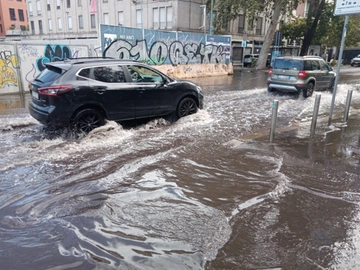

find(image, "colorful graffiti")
[0,51,20,88]
[36,44,72,71]
[104,39,228,65]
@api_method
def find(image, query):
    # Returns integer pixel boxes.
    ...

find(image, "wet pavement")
[1,68,360,269]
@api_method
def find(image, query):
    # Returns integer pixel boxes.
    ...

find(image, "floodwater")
[1,69,360,269]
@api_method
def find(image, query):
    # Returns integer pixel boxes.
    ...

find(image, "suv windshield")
[273,59,303,70]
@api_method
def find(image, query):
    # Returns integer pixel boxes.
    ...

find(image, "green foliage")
[281,1,360,50]
[211,0,302,33]
[281,18,306,41]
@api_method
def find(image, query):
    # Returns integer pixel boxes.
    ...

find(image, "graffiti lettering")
[36,44,72,71]
[0,52,20,88]
[18,45,39,58]
[104,39,227,65]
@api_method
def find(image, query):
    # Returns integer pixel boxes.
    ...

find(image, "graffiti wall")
[101,25,231,65]
[0,44,21,94]
[0,42,90,94]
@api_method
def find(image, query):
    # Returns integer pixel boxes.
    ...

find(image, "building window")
[255,18,262,35]
[78,0,82,7]
[136,9,142,28]
[0,24,3,34]
[38,20,43,34]
[103,13,109,24]
[79,15,83,29]
[103,0,108,2]
[68,17,72,30]
[47,0,51,11]
[48,19,52,31]
[118,11,124,26]
[57,0,61,9]
[67,0,71,8]
[58,17,62,30]
[20,25,26,30]
[159,7,166,29]
[36,0,41,15]
[238,14,245,34]
[18,10,25,22]
[153,8,159,29]
[9,8,16,21]
[30,21,35,34]
[90,14,96,28]
[28,2,33,16]
[166,7,172,29]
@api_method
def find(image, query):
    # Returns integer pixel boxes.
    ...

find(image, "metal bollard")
[343,89,353,122]
[310,94,321,134]
[269,100,279,143]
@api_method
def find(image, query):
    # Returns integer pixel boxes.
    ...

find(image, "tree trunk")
[255,1,283,69]
[299,0,326,56]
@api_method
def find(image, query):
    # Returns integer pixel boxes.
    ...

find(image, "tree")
[211,0,302,69]
[300,0,326,56]
[281,3,360,55]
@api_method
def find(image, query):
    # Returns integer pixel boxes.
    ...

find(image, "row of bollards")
[269,89,353,142]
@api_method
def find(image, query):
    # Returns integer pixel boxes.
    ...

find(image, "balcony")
[6,29,30,36]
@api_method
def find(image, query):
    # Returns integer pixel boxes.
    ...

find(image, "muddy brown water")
[1,70,360,269]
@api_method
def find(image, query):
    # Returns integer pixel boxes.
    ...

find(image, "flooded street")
[1,69,360,269]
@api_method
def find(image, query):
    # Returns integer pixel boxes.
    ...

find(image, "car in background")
[350,54,360,66]
[29,58,204,133]
[266,56,336,98]
[243,54,259,67]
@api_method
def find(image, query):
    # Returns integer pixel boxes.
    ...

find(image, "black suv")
[267,56,335,98]
[29,58,204,133]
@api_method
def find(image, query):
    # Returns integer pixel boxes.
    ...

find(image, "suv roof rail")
[62,57,115,62]
[303,55,323,59]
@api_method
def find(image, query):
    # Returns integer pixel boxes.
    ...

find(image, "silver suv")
[267,56,336,98]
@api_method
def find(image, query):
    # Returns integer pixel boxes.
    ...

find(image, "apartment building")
[0,0,29,37]
[26,0,209,39]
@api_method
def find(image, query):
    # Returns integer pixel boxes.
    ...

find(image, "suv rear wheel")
[303,82,314,98]
[72,108,105,133]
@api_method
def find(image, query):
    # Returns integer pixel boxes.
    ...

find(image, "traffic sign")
[334,0,360,16]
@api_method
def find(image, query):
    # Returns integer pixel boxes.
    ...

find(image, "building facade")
[0,0,29,37]
[26,0,209,40]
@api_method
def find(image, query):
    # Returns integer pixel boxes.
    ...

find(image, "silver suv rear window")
[273,59,303,70]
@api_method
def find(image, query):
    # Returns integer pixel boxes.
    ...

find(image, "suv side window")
[126,65,163,83]
[304,60,312,71]
[310,60,320,71]
[319,60,330,71]
[78,68,91,79]
[93,66,125,83]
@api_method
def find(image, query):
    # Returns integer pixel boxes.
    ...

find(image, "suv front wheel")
[303,82,314,98]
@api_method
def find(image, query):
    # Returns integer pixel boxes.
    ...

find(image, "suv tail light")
[268,68,273,76]
[38,85,73,97]
[298,70,307,79]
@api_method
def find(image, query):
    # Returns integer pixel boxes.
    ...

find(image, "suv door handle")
[94,87,107,94]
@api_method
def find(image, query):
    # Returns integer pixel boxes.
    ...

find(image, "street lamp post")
[200,5,206,35]
[210,0,214,35]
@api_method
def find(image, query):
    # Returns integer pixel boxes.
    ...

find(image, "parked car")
[350,54,360,66]
[29,58,204,133]
[266,56,336,98]
[243,54,259,67]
